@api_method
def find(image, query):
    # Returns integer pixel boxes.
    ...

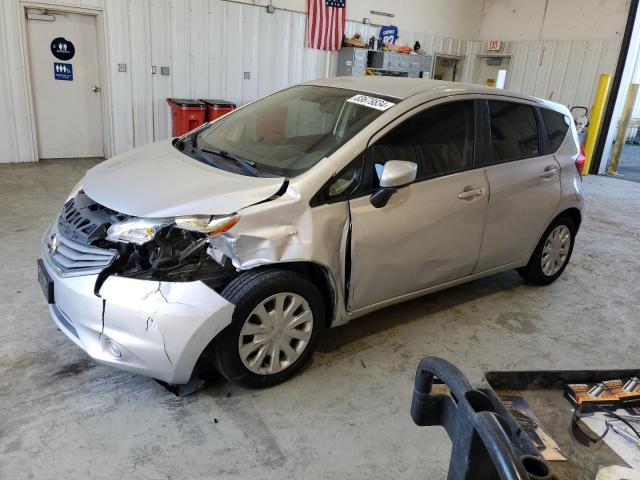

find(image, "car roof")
[304,76,568,114]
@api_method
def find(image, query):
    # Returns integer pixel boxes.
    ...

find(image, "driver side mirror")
[370,161,418,208]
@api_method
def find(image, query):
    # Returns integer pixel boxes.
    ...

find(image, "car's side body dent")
[208,174,351,326]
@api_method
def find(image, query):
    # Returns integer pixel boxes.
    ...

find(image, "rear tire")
[518,215,576,285]
[213,269,324,389]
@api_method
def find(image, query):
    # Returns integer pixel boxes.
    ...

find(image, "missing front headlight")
[109,226,238,284]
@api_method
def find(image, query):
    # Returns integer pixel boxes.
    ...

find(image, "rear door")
[474,99,561,272]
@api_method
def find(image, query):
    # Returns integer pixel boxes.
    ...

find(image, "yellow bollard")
[607,83,639,175]
[583,74,612,176]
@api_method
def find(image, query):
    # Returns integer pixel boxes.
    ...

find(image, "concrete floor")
[1,159,639,480]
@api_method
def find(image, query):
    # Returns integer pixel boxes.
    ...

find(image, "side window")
[541,108,571,153]
[369,100,475,185]
[488,101,540,163]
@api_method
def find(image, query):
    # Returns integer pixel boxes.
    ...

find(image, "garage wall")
[0,0,628,163]
[0,0,38,164]
[0,0,475,163]
[109,0,478,155]
[224,0,484,40]
[474,0,626,110]
[478,39,622,108]
[478,0,629,41]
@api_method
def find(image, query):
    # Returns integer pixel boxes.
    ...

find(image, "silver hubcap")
[541,225,571,276]
[238,292,313,375]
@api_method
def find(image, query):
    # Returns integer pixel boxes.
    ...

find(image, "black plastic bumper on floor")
[410,357,552,480]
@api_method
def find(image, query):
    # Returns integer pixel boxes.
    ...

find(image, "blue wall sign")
[54,62,73,81]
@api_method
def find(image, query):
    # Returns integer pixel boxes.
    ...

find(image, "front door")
[474,99,562,272]
[26,10,104,159]
[348,99,488,311]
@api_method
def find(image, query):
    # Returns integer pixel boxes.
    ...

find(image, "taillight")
[575,144,586,175]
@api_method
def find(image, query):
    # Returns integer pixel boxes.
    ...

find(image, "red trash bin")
[199,99,236,122]
[166,98,206,136]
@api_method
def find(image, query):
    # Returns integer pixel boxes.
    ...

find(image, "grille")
[48,229,117,276]
[46,193,120,276]
[58,192,128,244]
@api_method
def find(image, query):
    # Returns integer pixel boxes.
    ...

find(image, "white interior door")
[433,56,463,82]
[26,10,104,159]
[474,56,511,89]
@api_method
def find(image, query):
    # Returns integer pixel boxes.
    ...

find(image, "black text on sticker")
[347,95,395,111]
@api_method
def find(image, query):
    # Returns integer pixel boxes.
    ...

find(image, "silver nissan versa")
[38,77,584,388]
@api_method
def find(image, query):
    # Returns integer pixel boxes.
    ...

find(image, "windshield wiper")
[200,148,259,176]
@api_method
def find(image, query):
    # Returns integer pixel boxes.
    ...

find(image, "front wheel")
[518,215,576,285]
[213,269,324,389]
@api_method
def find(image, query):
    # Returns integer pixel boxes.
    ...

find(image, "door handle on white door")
[458,187,485,200]
[540,166,558,179]
[91,85,101,93]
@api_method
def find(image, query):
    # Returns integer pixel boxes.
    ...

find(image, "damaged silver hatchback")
[38,77,584,388]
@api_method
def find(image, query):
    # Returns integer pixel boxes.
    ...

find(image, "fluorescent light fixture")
[370,10,394,17]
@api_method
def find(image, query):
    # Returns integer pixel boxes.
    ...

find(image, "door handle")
[458,187,485,200]
[91,85,101,93]
[540,166,558,179]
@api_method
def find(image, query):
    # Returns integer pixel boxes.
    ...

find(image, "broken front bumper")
[40,227,235,384]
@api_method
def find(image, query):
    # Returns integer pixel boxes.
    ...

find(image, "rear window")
[488,101,540,163]
[541,108,570,153]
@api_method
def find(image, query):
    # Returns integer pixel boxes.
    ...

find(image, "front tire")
[213,269,324,389]
[518,215,576,285]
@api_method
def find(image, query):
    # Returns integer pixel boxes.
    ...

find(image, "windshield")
[181,85,397,177]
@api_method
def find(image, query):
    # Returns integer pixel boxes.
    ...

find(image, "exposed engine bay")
[104,226,237,285]
[60,192,238,288]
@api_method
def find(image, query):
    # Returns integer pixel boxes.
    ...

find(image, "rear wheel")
[518,215,576,285]
[213,269,324,389]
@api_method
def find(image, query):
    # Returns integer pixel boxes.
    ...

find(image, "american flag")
[307,0,346,51]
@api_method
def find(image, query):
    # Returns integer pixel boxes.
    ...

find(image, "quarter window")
[369,100,475,183]
[488,101,540,163]
[541,108,571,153]
[310,155,364,206]
[327,161,361,198]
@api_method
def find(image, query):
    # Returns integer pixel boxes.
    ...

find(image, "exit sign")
[488,40,502,51]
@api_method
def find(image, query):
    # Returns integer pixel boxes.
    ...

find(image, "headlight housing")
[175,215,240,236]
[106,218,174,245]
[106,214,240,245]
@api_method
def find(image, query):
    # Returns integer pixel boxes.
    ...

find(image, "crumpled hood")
[82,140,286,217]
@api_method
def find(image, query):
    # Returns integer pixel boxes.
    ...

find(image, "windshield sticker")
[347,95,395,111]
